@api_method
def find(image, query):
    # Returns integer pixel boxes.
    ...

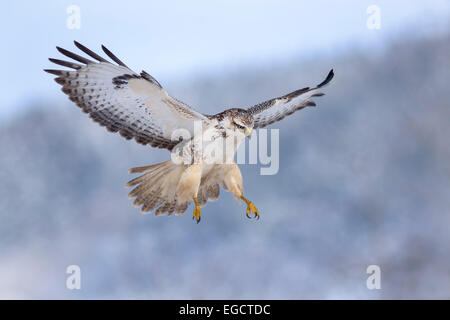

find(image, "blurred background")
[0,0,449,299]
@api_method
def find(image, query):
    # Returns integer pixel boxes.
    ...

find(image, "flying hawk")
[45,41,334,223]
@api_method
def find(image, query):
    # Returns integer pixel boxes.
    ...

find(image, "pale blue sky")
[1,0,449,118]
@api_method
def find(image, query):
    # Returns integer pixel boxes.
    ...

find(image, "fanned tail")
[126,160,187,215]
[126,161,224,217]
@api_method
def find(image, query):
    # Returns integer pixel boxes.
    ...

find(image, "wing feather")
[48,58,82,69]
[56,46,95,65]
[73,41,109,63]
[45,41,210,150]
[101,44,129,68]
[247,69,334,128]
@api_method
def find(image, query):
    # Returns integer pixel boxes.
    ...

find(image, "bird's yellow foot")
[192,197,201,223]
[240,195,260,220]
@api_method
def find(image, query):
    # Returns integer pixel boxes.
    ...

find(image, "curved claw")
[193,215,201,224]
[192,197,201,224]
[242,196,260,220]
[193,207,201,223]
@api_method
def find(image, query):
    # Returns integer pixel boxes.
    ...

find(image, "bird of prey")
[45,41,334,223]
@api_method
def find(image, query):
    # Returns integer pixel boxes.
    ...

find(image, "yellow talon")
[240,195,260,220]
[192,197,201,223]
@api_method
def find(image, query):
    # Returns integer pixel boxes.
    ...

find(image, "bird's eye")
[235,123,245,130]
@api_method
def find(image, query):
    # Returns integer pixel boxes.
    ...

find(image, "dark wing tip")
[56,45,94,65]
[101,44,129,68]
[278,87,309,102]
[55,46,68,54]
[44,69,63,76]
[73,41,109,63]
[317,69,334,88]
[48,57,82,69]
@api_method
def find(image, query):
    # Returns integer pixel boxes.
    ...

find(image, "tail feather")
[130,167,171,203]
[128,163,163,173]
[156,202,174,216]
[126,161,225,216]
[175,202,188,215]
[134,187,161,208]
[143,195,164,213]
[126,162,172,188]
[167,202,176,215]
[131,172,166,205]
[126,160,188,215]
[125,174,149,188]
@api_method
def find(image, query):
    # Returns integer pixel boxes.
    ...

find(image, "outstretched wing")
[45,41,210,150]
[247,69,334,128]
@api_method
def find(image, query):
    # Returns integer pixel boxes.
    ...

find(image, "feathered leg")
[221,162,260,220]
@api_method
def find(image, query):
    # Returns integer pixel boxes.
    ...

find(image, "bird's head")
[228,109,254,136]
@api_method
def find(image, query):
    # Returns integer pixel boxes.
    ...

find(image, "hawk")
[45,41,334,223]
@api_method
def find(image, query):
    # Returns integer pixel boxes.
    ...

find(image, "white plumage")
[45,41,333,222]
